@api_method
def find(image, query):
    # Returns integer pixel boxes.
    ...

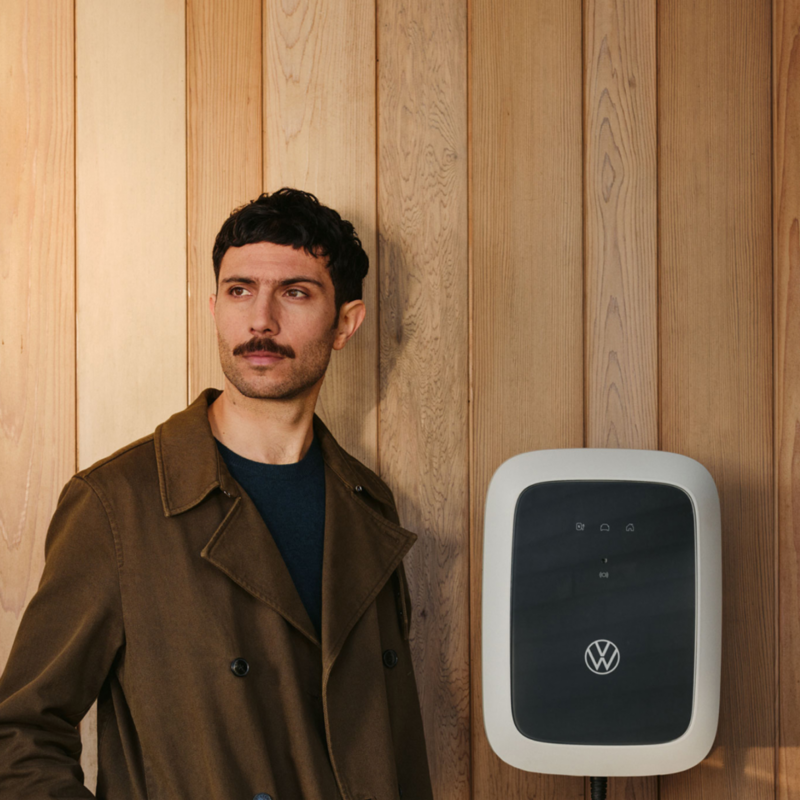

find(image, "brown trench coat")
[0,388,433,800]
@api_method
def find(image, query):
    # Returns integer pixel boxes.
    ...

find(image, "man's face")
[210,241,360,401]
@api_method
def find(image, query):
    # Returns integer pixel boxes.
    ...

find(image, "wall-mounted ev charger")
[482,449,721,792]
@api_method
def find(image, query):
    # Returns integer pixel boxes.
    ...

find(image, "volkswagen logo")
[585,639,620,674]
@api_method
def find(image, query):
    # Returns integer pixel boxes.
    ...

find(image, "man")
[0,188,433,799]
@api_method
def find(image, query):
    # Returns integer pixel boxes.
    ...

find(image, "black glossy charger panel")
[510,480,696,746]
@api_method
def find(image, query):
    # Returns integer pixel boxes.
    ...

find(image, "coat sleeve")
[0,475,125,798]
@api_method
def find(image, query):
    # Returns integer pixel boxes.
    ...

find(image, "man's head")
[209,189,368,402]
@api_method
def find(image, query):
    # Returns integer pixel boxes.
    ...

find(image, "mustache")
[234,337,295,359]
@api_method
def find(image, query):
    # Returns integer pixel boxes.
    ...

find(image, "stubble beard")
[217,331,337,401]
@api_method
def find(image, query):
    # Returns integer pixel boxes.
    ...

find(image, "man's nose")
[251,293,279,334]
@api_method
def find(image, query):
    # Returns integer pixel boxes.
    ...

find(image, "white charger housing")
[482,449,721,777]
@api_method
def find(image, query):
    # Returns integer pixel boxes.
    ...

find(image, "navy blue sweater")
[215,434,325,636]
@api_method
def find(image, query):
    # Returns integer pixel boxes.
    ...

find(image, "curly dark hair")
[212,188,369,313]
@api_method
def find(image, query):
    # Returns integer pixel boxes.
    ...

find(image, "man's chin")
[233,382,293,401]
[224,373,319,402]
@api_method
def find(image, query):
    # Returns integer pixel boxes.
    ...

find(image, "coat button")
[253,795,273,800]
[230,658,249,677]
[354,484,363,493]
[382,649,398,669]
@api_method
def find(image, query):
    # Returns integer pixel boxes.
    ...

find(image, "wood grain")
[187,0,262,401]
[76,0,187,463]
[584,0,657,451]
[75,0,187,786]
[471,0,584,798]
[659,0,773,798]
[0,2,788,798]
[378,0,470,797]
[775,0,800,798]
[0,0,75,668]
[584,1,657,797]
[263,0,377,466]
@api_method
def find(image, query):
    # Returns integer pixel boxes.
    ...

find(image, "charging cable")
[589,777,607,800]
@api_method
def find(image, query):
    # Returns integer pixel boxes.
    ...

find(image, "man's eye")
[287,288,308,298]
[229,286,250,297]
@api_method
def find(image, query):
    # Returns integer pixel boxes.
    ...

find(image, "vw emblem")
[585,639,620,674]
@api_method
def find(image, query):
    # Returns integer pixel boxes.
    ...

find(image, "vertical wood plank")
[76,0,186,787]
[776,0,800,797]
[187,0,262,400]
[0,0,75,668]
[584,1,657,798]
[263,0,377,465]
[76,0,187,462]
[471,1,584,798]
[659,1,773,798]
[378,0,470,797]
[584,0,657,451]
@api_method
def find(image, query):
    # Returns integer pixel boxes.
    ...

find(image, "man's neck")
[207,384,317,465]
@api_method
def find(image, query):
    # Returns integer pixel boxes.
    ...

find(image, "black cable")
[589,776,608,800]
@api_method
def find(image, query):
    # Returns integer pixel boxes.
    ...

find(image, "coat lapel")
[320,468,416,671]
[311,415,418,672]
[200,491,318,644]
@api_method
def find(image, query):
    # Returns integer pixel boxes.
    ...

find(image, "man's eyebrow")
[278,276,325,288]
[220,275,257,285]
[220,275,325,289]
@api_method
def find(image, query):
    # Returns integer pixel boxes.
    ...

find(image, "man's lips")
[243,351,285,363]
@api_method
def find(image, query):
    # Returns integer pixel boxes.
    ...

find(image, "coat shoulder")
[74,433,159,503]
[341,450,397,507]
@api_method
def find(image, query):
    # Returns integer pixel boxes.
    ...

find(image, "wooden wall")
[0,1,796,799]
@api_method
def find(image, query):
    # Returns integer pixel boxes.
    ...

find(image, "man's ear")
[209,292,216,321]
[332,300,366,351]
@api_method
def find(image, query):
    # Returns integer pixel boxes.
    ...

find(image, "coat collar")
[154,387,397,516]
[154,388,416,659]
